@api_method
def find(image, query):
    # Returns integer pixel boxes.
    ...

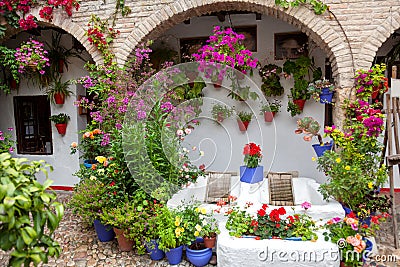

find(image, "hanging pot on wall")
[237,119,250,132]
[54,92,65,104]
[293,99,306,111]
[55,123,67,135]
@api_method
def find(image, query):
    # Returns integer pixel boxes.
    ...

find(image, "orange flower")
[91,164,97,170]
[71,142,78,148]
[92,129,102,135]
[89,133,94,139]
[83,132,91,139]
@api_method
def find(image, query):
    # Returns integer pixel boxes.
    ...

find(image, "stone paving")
[0,191,399,267]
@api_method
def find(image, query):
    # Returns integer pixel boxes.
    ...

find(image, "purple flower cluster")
[193,26,258,73]
[362,116,384,137]
[15,38,50,74]
[160,101,174,112]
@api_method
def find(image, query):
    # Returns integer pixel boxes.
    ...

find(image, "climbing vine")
[275,0,329,15]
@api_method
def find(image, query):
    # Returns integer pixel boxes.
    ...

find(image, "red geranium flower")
[257,209,266,217]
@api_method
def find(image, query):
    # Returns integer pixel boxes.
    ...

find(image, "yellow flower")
[311,157,316,161]
[175,216,181,226]
[194,231,199,237]
[95,156,107,164]
[368,182,373,189]
[200,207,207,214]
[335,158,341,163]
[345,166,351,171]
[195,224,202,232]
[195,207,200,213]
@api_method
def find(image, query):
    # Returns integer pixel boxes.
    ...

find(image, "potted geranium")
[308,79,335,104]
[211,103,232,123]
[199,212,220,248]
[260,99,281,122]
[240,142,263,183]
[15,38,50,75]
[225,204,255,237]
[49,113,70,135]
[294,117,333,157]
[237,111,253,131]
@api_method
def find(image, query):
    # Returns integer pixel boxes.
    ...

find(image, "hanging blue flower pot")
[93,219,115,242]
[186,243,213,267]
[84,159,98,169]
[319,87,334,104]
[363,238,373,261]
[312,141,333,157]
[165,245,183,265]
[240,165,264,183]
[145,239,165,261]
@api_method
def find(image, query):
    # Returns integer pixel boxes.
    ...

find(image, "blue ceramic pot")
[319,87,334,104]
[285,237,302,241]
[312,141,333,157]
[165,245,183,265]
[186,243,212,267]
[240,166,264,183]
[145,239,165,261]
[93,219,115,242]
[363,238,373,261]
[84,159,98,169]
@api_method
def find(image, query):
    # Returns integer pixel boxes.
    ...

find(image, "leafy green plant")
[259,64,284,97]
[283,55,322,101]
[0,153,64,267]
[199,215,220,238]
[68,174,109,225]
[211,104,233,122]
[294,117,324,144]
[307,79,335,102]
[237,111,252,122]
[45,77,73,104]
[287,99,302,117]
[49,113,70,124]
[260,99,282,113]
[290,213,319,241]
[225,205,254,237]
[0,127,16,153]
[275,0,329,15]
[0,45,19,94]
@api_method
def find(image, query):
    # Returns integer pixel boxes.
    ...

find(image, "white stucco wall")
[157,14,329,184]
[0,30,89,187]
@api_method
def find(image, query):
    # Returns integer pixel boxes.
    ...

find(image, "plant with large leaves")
[0,153,64,267]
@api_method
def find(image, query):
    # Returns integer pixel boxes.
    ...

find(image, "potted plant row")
[49,113,70,135]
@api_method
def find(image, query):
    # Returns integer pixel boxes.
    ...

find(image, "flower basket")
[319,87,334,104]
[312,141,333,157]
[240,166,264,184]
[83,159,98,169]
[293,99,306,111]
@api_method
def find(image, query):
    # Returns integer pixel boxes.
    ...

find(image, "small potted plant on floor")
[211,103,233,123]
[260,99,281,122]
[294,117,332,157]
[237,111,253,132]
[200,215,220,248]
[45,77,73,104]
[49,113,70,135]
[308,79,335,104]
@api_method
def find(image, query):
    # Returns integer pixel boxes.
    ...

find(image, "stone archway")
[357,9,400,70]
[117,0,353,88]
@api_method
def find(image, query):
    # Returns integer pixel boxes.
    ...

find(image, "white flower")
[192,146,197,151]
[202,219,208,226]
[176,129,184,136]
[185,128,192,135]
[90,176,96,180]
[182,147,188,153]
[185,175,189,178]
[200,151,204,156]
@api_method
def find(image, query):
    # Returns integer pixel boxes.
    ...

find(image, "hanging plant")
[15,39,50,75]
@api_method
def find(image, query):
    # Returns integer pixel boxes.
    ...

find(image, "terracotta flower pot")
[54,92,65,104]
[293,99,306,111]
[113,228,134,252]
[203,236,216,248]
[264,111,276,122]
[213,80,223,89]
[55,123,67,135]
[237,119,250,131]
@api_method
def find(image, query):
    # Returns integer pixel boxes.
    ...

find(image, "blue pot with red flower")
[240,166,264,183]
